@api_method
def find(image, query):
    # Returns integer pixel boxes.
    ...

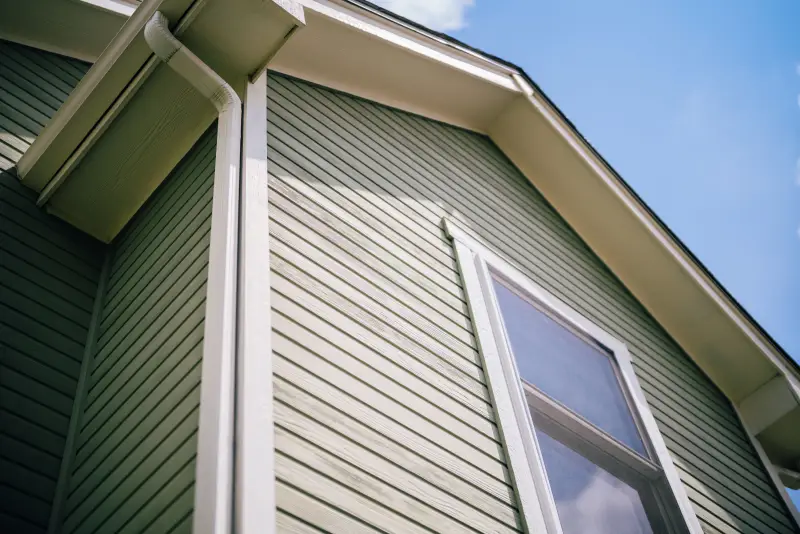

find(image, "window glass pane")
[492,277,646,455]
[537,429,655,534]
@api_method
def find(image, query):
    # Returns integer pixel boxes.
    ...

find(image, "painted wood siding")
[266,73,798,534]
[0,40,101,534]
[60,125,216,534]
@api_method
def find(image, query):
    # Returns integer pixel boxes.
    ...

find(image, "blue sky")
[375,0,800,509]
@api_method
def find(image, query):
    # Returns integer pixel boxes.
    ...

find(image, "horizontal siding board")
[271,285,492,422]
[274,328,501,467]
[269,177,469,318]
[0,45,72,101]
[0,346,76,397]
[267,140,461,299]
[278,487,379,534]
[268,74,797,534]
[273,254,486,393]
[1,251,95,312]
[0,511,48,534]
[1,330,81,379]
[0,388,69,440]
[270,201,472,334]
[0,43,76,97]
[267,89,457,274]
[1,230,98,298]
[277,425,516,534]
[276,451,433,534]
[272,307,495,438]
[273,339,504,475]
[0,434,61,477]
[0,457,56,501]
[0,184,102,263]
[272,242,479,375]
[74,319,204,472]
[74,315,203,473]
[91,234,210,387]
[0,285,89,345]
[0,485,49,527]
[274,364,512,501]
[276,400,519,530]
[0,367,72,416]
[0,266,92,328]
[0,410,64,457]
[63,126,215,534]
[272,275,490,412]
[0,301,85,360]
[271,226,475,351]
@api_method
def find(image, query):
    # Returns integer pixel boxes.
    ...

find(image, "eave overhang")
[15,0,800,471]
[16,0,304,242]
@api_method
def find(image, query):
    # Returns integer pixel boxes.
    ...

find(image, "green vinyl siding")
[266,72,798,534]
[0,40,100,534]
[60,125,216,534]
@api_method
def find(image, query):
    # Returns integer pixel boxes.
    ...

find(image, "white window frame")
[443,218,704,534]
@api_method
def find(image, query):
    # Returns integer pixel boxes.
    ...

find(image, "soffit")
[270,0,519,132]
[0,0,129,63]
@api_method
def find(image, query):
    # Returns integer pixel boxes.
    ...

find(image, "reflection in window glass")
[537,430,654,534]
[492,277,646,455]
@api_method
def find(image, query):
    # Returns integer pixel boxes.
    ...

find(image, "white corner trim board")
[145,11,243,534]
[442,217,704,534]
[235,70,274,534]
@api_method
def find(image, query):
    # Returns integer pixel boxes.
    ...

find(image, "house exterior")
[1,0,799,533]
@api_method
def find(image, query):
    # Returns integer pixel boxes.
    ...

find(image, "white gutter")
[145,11,241,534]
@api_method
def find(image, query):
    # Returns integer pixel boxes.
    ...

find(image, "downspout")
[145,11,241,534]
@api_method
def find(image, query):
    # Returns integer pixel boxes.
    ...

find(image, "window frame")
[444,218,703,534]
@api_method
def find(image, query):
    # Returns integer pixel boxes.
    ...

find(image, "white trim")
[47,253,111,534]
[444,217,703,534]
[143,12,243,534]
[732,404,800,528]
[297,0,518,91]
[235,70,274,534]
[447,235,555,534]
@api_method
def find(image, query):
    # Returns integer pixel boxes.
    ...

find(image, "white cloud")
[372,0,475,31]
[555,469,653,534]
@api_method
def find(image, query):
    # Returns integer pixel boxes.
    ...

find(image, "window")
[444,219,702,534]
